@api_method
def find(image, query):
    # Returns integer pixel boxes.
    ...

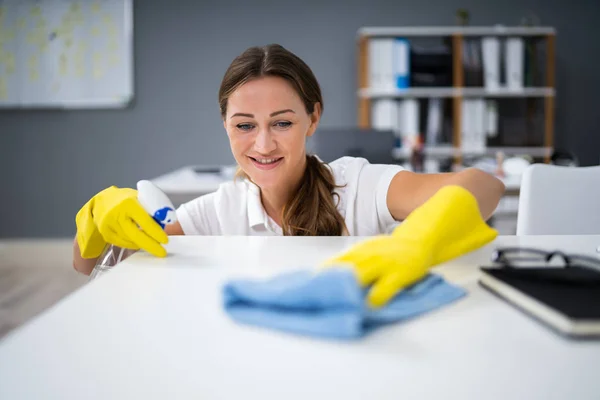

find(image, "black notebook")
[479,266,600,338]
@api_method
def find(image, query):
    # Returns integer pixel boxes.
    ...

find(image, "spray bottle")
[89,180,177,280]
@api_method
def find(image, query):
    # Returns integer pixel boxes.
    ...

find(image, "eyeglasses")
[491,247,600,271]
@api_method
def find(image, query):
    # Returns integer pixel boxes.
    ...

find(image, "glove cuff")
[75,196,107,259]
[392,185,480,237]
[393,185,497,265]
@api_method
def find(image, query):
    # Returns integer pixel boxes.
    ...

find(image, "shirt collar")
[247,181,265,229]
[246,180,283,234]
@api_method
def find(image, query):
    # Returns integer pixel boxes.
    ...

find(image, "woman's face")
[224,76,320,191]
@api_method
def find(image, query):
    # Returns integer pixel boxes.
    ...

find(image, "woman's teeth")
[255,158,279,164]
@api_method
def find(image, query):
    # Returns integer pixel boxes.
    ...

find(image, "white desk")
[150,165,236,207]
[2,235,598,399]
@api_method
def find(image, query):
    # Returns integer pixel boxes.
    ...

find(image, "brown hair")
[218,44,347,236]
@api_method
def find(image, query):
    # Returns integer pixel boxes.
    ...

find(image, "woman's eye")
[274,121,292,129]
[236,123,254,131]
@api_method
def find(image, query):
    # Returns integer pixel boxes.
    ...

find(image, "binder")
[463,38,483,87]
[393,38,410,89]
[383,38,395,91]
[461,99,472,152]
[371,99,397,131]
[368,38,384,90]
[398,99,420,147]
[472,98,486,153]
[371,99,383,130]
[425,98,443,146]
[369,38,406,91]
[505,38,524,90]
[482,37,501,90]
[409,44,452,87]
[486,100,498,137]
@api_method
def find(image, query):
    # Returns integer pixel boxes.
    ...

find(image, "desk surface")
[1,235,599,400]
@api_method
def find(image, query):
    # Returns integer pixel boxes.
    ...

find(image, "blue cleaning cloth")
[222,268,466,339]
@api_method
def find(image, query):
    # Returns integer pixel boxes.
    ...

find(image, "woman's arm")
[387,168,505,221]
[165,221,185,235]
[72,237,99,275]
[72,221,185,275]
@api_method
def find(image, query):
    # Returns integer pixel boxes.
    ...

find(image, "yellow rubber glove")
[324,185,498,308]
[75,186,169,259]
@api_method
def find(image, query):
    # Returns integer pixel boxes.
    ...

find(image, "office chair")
[516,164,600,235]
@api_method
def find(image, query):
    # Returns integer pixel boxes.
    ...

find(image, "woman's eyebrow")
[230,112,253,118]
[270,109,295,117]
[230,109,295,119]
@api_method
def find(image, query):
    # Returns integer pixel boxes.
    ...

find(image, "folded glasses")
[491,247,600,271]
[488,247,600,285]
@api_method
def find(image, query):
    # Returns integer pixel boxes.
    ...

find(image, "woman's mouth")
[249,156,283,170]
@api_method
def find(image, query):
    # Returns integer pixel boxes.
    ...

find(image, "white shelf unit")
[357,26,556,37]
[391,146,553,159]
[357,25,557,163]
[359,87,555,99]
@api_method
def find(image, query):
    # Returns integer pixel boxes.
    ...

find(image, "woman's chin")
[242,160,290,190]
[248,174,281,190]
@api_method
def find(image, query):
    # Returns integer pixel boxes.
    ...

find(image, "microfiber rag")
[222,268,466,339]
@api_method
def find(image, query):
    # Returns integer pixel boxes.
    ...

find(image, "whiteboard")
[0,0,133,108]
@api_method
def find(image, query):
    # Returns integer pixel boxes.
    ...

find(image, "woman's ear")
[307,102,321,137]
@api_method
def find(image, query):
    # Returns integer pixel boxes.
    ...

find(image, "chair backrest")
[516,164,600,235]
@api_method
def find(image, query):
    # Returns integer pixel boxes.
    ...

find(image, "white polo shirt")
[176,156,403,236]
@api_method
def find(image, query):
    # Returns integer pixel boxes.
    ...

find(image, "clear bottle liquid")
[88,180,177,281]
[89,245,138,280]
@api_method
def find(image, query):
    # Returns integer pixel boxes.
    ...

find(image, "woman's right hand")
[75,186,169,259]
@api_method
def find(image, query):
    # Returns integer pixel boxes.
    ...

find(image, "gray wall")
[1,0,599,238]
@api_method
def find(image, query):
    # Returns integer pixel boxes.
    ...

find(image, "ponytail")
[281,155,347,236]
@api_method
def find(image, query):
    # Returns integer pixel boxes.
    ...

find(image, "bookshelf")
[356,25,556,164]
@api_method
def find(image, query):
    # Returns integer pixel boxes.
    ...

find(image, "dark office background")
[1,0,599,237]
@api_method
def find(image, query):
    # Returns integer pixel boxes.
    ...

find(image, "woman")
[73,44,505,277]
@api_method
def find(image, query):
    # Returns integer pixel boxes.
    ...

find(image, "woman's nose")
[254,127,277,153]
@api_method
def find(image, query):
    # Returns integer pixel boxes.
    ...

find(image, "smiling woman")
[217,46,346,236]
[71,43,505,276]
